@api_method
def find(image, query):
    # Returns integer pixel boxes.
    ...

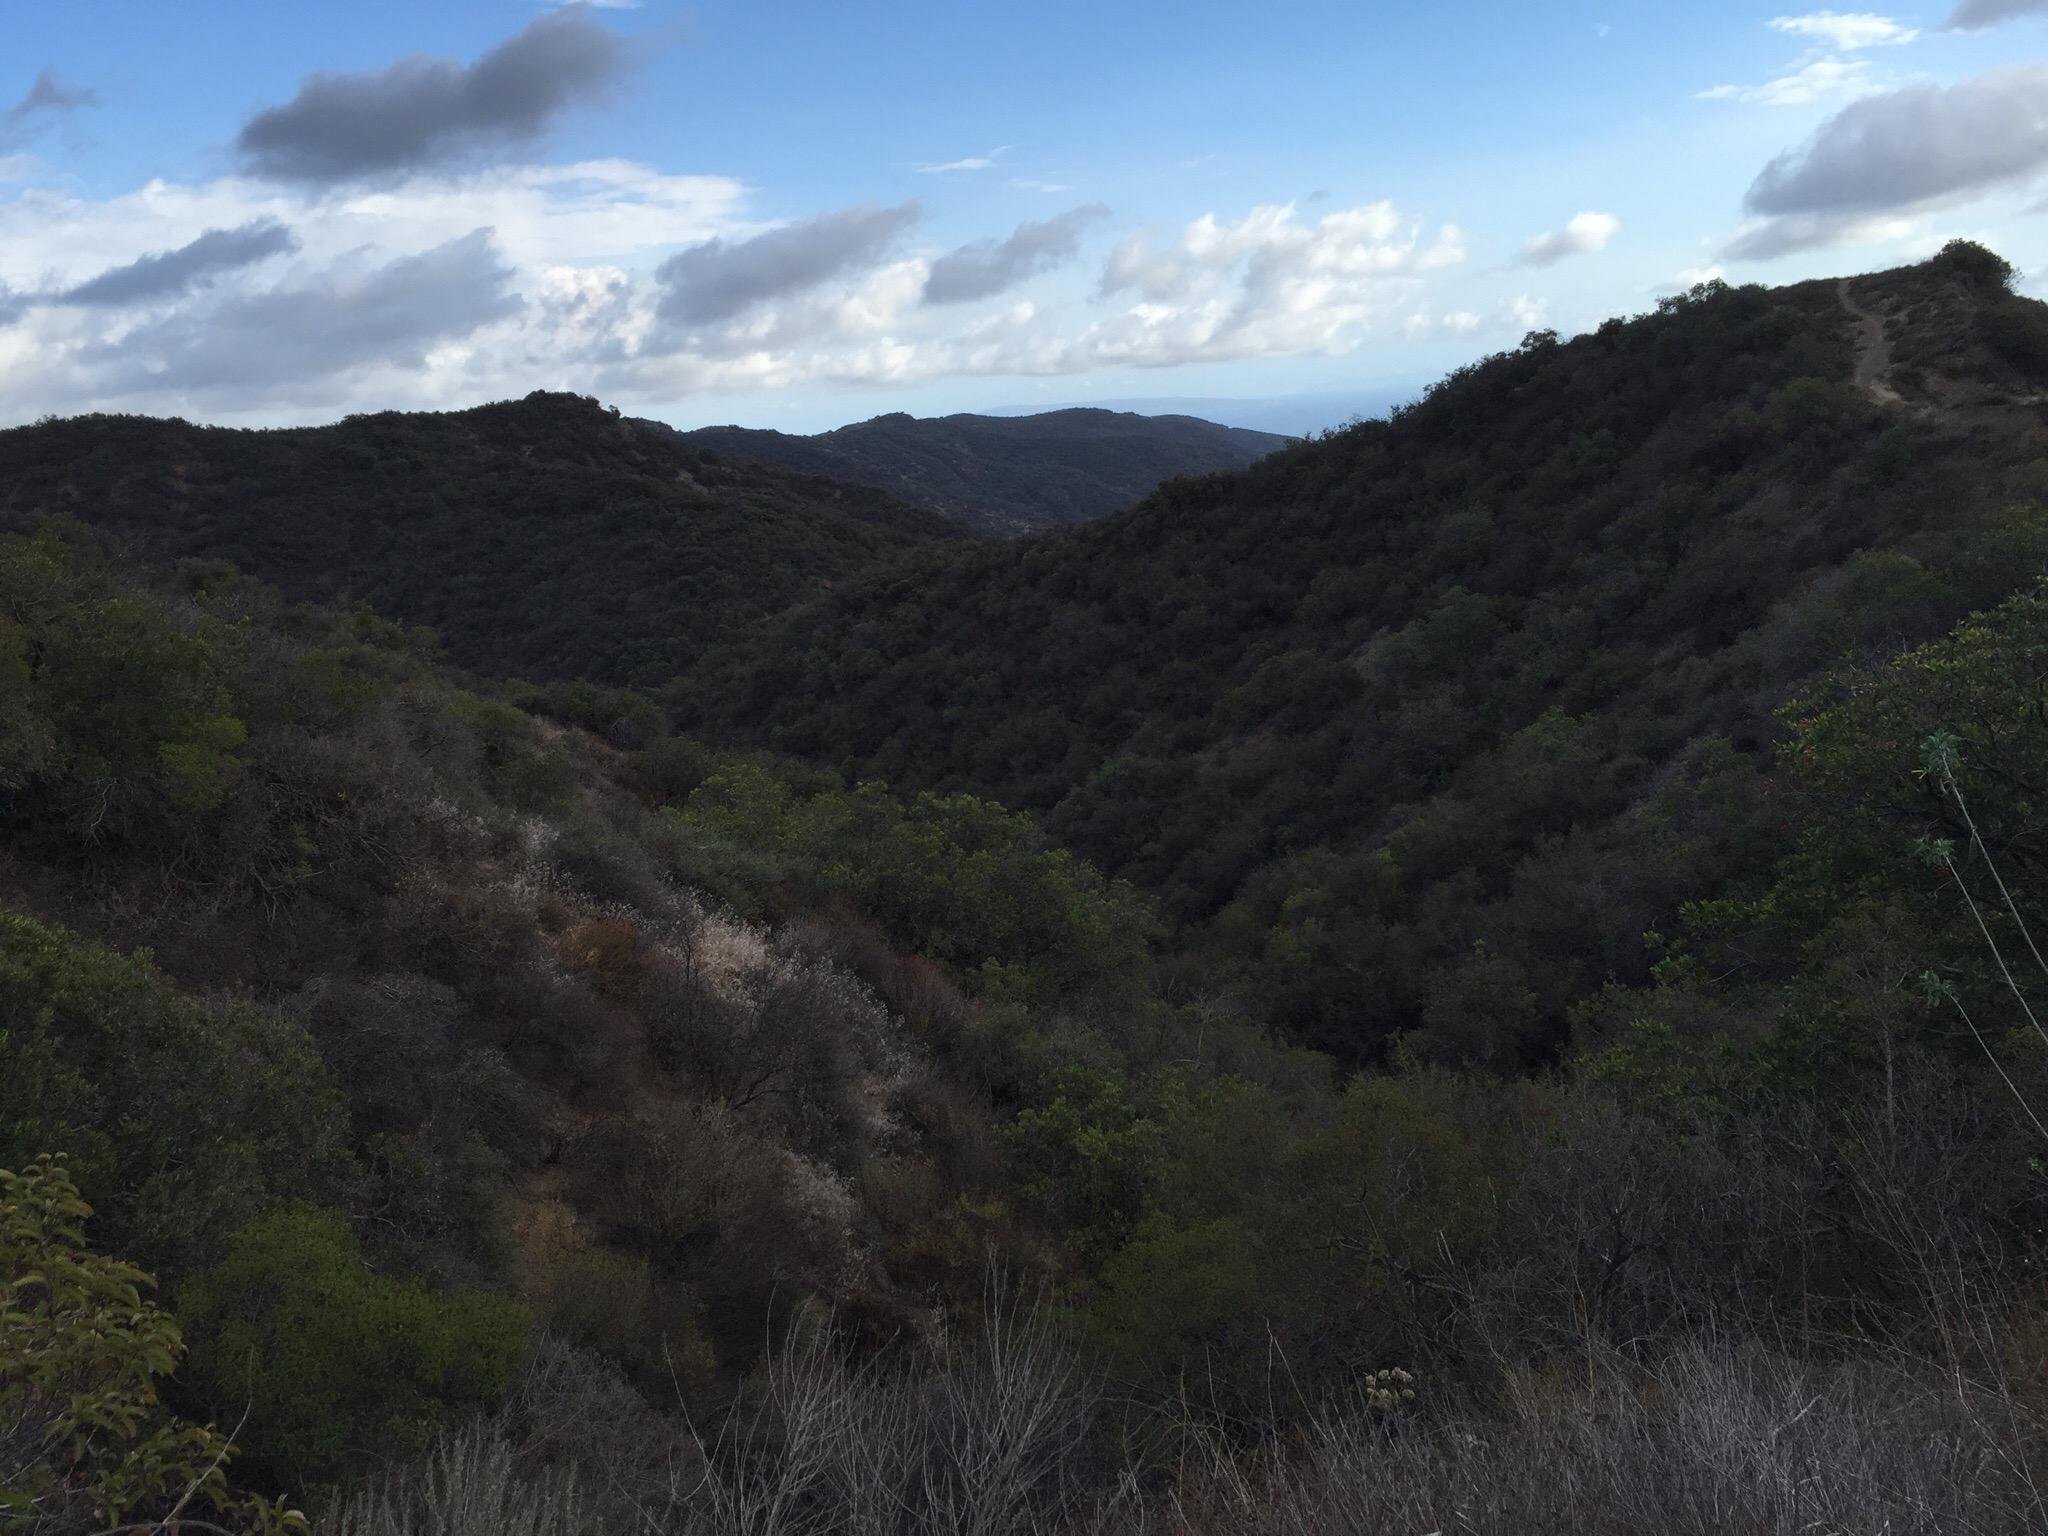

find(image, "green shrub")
[177,1205,528,1489]
[1,1156,304,1533]
[0,909,354,1279]
[1986,297,2048,381]
[0,528,248,843]
[1932,238,2017,292]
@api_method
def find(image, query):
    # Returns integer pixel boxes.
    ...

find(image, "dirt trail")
[1837,278,1904,407]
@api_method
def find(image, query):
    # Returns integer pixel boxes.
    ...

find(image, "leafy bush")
[177,1206,528,1489]
[1987,296,2048,381]
[674,765,1157,999]
[0,910,354,1279]
[1,1156,302,1534]
[0,528,247,844]
[1933,237,2018,292]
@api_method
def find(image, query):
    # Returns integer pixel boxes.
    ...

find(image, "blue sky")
[1,1,2043,431]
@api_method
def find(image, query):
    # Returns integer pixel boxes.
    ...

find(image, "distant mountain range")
[662,408,1288,533]
[984,388,1423,437]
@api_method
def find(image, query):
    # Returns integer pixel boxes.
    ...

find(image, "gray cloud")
[60,220,299,307]
[236,8,625,183]
[655,201,919,325]
[1722,212,1889,261]
[1948,0,2048,27]
[85,228,519,395]
[1745,65,2048,219]
[2,69,95,145]
[922,204,1110,305]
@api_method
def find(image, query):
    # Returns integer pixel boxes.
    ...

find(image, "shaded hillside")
[16,259,2048,1534]
[675,244,2048,1060]
[669,408,1288,533]
[0,521,1160,1420]
[0,391,964,686]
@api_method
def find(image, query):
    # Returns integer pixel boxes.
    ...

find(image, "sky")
[1,1,2045,434]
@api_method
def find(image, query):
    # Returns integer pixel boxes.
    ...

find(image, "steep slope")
[0,391,965,686]
[669,408,1289,533]
[675,245,2048,1060]
[0,523,1156,1384]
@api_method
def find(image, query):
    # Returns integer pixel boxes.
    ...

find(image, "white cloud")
[1769,11,1919,48]
[619,197,1471,391]
[1519,211,1620,265]
[1698,57,1876,107]
[1009,178,1075,193]
[914,147,1010,175]
[1080,200,1465,367]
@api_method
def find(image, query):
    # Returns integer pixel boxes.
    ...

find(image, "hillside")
[0,391,964,686]
[674,244,2048,1061]
[14,246,2048,1532]
[667,407,1289,533]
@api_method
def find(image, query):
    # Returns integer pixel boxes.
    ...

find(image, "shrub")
[0,909,354,1279]
[0,1156,303,1534]
[177,1206,529,1489]
[0,529,248,844]
[1933,237,2018,292]
[322,1426,589,1536]
[1987,296,2048,381]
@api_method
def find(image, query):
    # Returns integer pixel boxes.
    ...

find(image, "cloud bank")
[0,133,1485,423]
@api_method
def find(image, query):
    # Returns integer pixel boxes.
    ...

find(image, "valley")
[8,243,2048,1534]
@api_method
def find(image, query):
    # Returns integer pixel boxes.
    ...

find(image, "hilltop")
[675,243,2048,1060]
[0,391,964,686]
[667,407,1289,533]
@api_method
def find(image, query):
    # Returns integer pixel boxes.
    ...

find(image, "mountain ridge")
[672,246,2048,1060]
[0,391,966,686]
[663,406,1289,533]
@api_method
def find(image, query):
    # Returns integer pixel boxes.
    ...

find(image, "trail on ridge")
[1838,278,1904,407]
